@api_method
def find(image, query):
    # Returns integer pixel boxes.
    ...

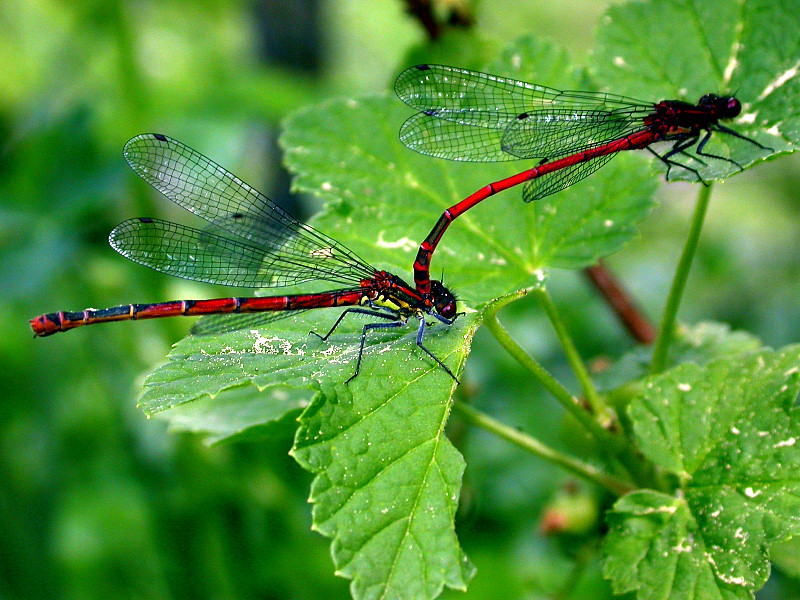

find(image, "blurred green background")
[2,1,799,598]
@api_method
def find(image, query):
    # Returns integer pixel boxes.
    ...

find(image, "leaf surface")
[604,346,800,599]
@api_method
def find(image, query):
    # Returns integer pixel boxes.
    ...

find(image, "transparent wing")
[109,217,372,288]
[396,64,653,162]
[399,112,517,162]
[119,134,376,287]
[395,64,651,124]
[190,310,311,336]
[522,153,618,203]
[501,107,648,159]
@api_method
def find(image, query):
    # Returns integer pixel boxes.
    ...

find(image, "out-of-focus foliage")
[2,1,799,599]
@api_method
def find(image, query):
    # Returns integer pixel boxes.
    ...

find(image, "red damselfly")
[395,64,772,295]
[30,134,459,382]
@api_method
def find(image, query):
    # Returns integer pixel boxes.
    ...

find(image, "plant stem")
[482,294,647,482]
[453,401,633,496]
[584,262,656,344]
[483,296,588,427]
[533,288,610,423]
[650,183,713,374]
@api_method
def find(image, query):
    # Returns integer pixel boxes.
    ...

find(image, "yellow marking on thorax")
[360,292,408,312]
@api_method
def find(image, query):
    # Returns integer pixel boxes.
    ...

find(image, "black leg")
[311,308,458,384]
[694,128,744,170]
[414,318,459,383]
[652,124,772,184]
[659,135,695,159]
[676,148,708,167]
[654,138,703,167]
[346,320,404,384]
[693,128,713,156]
[715,123,774,152]
[430,311,458,326]
[647,141,706,184]
[310,307,398,342]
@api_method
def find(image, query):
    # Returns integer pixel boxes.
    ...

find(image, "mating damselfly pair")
[31,66,771,382]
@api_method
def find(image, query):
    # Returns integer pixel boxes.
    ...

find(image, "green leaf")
[770,536,800,581]
[140,304,483,599]
[598,321,763,393]
[604,491,744,600]
[600,322,765,437]
[291,351,479,600]
[591,0,796,181]
[604,346,800,598]
[139,307,477,415]
[150,383,308,444]
[402,29,502,72]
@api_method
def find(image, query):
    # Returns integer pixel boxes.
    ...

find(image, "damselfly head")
[698,94,741,119]
[429,280,457,320]
[725,97,742,118]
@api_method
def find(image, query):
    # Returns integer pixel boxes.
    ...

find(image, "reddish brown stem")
[402,0,473,40]
[584,262,656,344]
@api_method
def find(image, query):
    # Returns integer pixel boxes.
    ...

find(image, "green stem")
[453,401,633,496]
[650,183,713,374]
[482,294,647,483]
[533,288,610,423]
[483,296,590,429]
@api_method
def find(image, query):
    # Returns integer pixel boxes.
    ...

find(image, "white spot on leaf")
[774,437,796,448]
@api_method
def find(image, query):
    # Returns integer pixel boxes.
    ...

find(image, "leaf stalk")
[650,183,713,374]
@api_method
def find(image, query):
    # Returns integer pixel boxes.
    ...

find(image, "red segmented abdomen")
[30,290,367,337]
[411,129,660,296]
